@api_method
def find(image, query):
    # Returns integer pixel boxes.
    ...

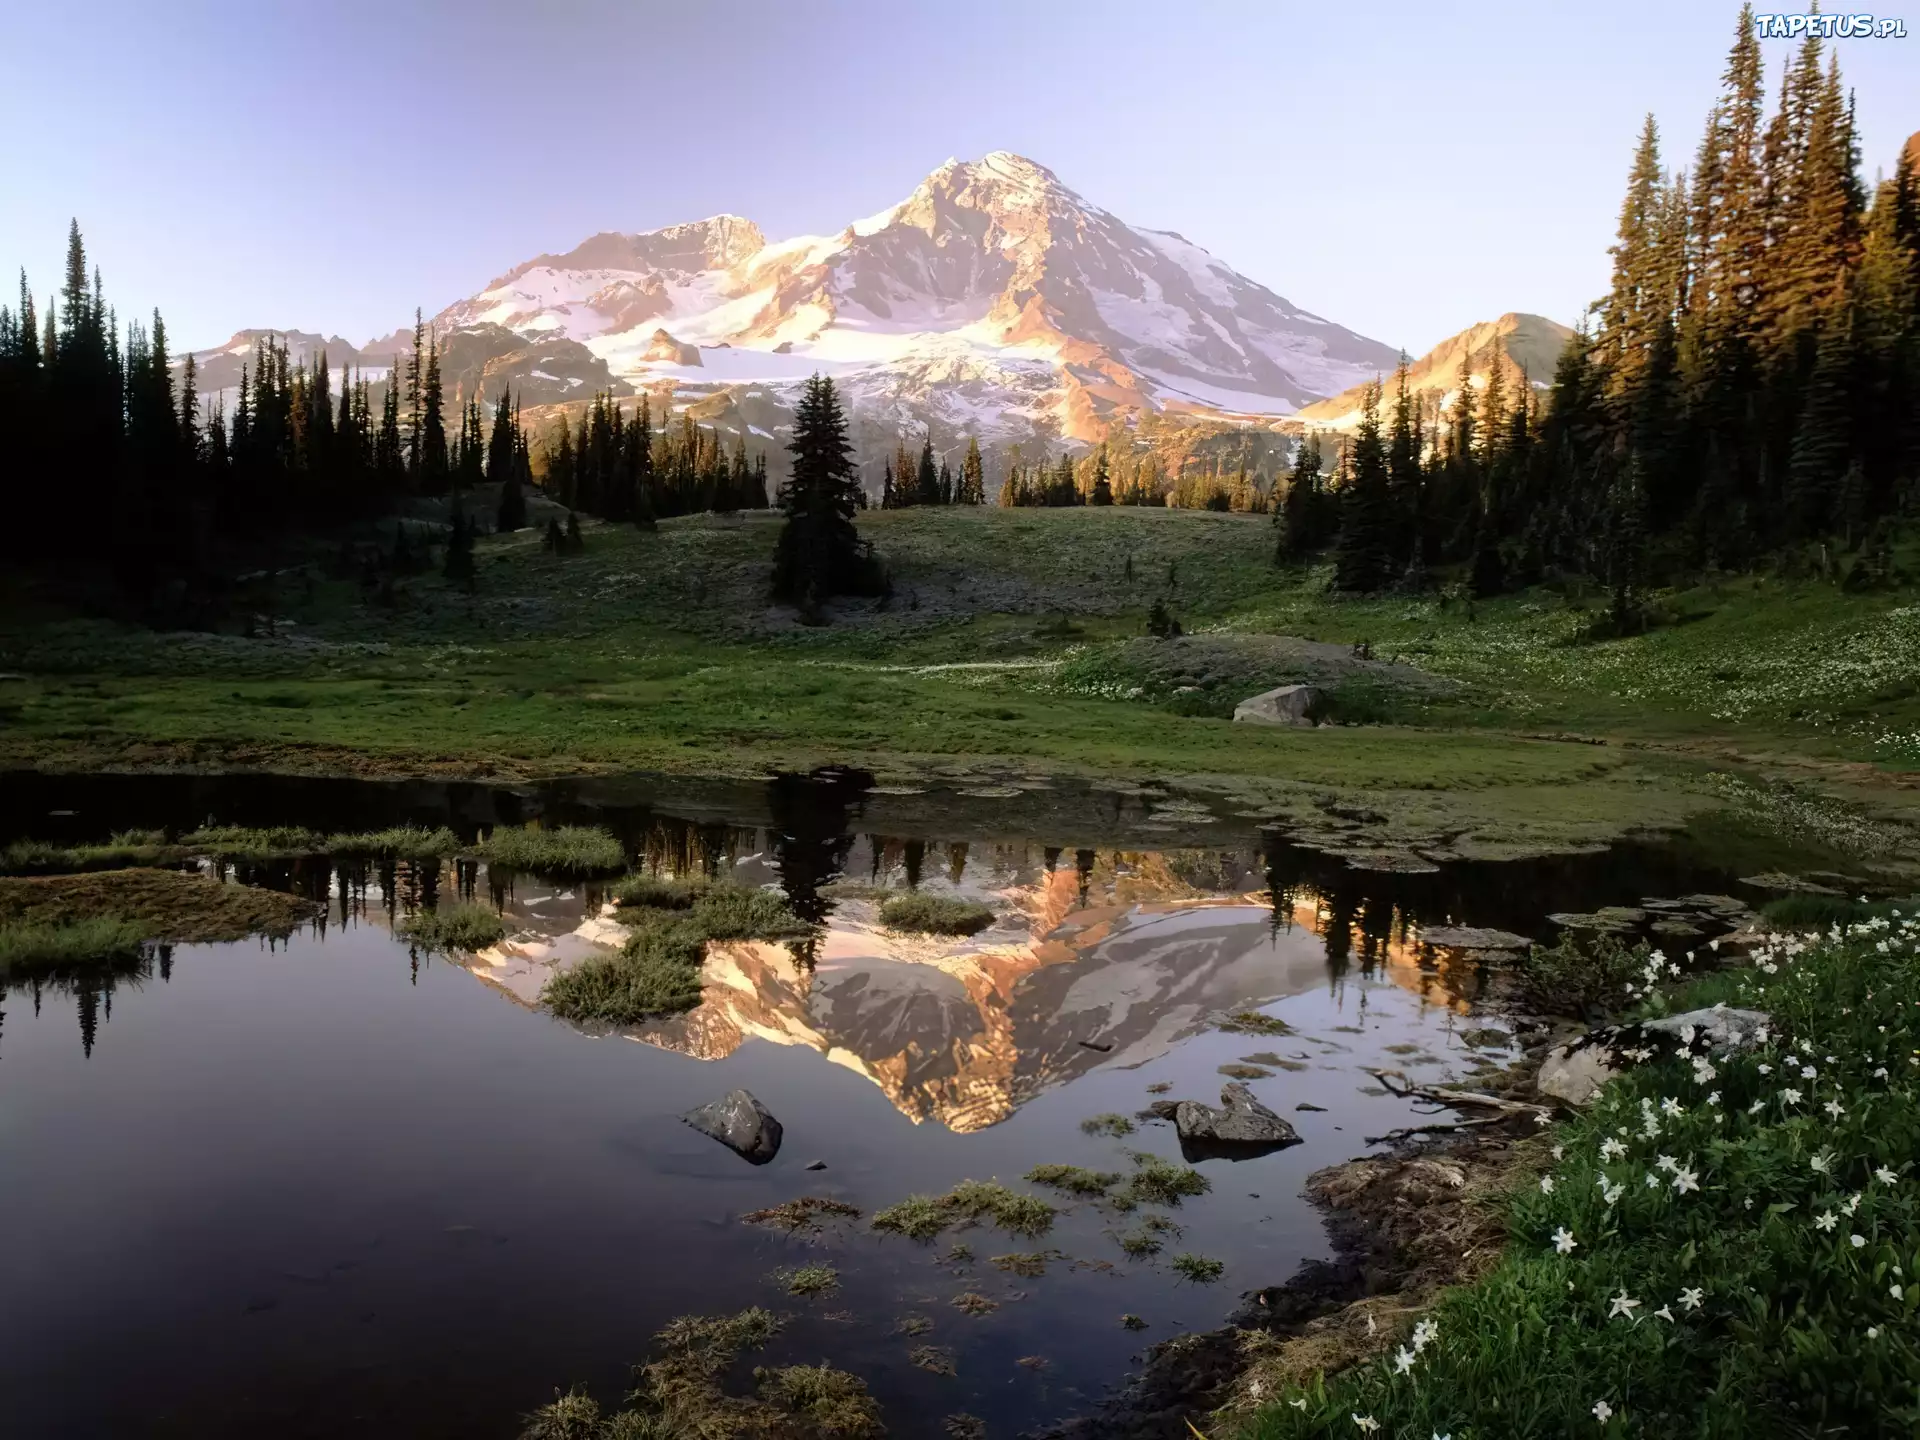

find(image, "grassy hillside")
[4,507,1917,864]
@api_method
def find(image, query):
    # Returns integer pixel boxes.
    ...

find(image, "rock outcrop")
[1232,685,1322,728]
[682,1088,783,1164]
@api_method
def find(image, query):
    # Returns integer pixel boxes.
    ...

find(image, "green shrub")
[541,916,706,1024]
[1515,931,1653,1022]
[0,916,149,974]
[478,825,626,877]
[397,902,506,953]
[878,892,996,936]
[1241,914,1920,1437]
[1758,893,1912,931]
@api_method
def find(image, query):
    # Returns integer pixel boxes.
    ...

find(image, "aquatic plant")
[1170,1252,1224,1283]
[477,825,626,877]
[1025,1163,1121,1197]
[991,1252,1051,1277]
[877,892,996,936]
[871,1194,949,1241]
[179,824,328,861]
[872,1179,1056,1241]
[541,916,707,1024]
[0,916,148,974]
[1121,1153,1211,1208]
[1243,911,1920,1436]
[397,902,506,954]
[1116,1213,1182,1257]
[1081,1112,1137,1137]
[740,1196,861,1232]
[753,1364,883,1437]
[1216,1009,1294,1036]
[909,1344,957,1376]
[328,826,462,862]
[611,873,708,911]
[771,1263,839,1297]
[516,1386,607,1440]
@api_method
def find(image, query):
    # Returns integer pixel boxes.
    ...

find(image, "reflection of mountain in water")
[608,850,1466,1133]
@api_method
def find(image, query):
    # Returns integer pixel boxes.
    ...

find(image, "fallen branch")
[1365,1068,1554,1117]
[1365,1116,1506,1145]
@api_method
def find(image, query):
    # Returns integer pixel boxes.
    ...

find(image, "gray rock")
[1232,684,1322,728]
[1536,1006,1771,1107]
[682,1088,783,1165]
[1419,925,1533,951]
[1174,1082,1301,1153]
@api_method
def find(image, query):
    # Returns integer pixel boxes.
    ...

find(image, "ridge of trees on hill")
[1283,4,1920,620]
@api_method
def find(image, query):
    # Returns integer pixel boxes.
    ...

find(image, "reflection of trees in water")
[2,942,174,1060]
[766,775,859,967]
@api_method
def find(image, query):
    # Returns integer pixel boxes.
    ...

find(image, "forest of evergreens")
[1283,9,1919,624]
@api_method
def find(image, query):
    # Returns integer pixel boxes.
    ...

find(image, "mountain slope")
[1292,312,1574,431]
[415,152,1399,442]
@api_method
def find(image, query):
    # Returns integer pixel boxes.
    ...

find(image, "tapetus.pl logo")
[1751,12,1908,37]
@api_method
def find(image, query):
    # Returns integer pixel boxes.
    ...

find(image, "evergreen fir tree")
[1090,443,1113,505]
[1333,381,1394,592]
[916,435,938,506]
[773,374,884,611]
[419,331,448,494]
[960,435,985,504]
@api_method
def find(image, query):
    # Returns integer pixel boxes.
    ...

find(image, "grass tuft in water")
[1116,1213,1183,1257]
[991,1251,1052,1277]
[908,1344,957,1376]
[771,1263,839,1297]
[541,915,707,1025]
[877,892,996,936]
[1080,1112,1136,1137]
[0,915,148,974]
[873,1180,1055,1241]
[329,826,462,862]
[950,1292,999,1316]
[686,885,810,940]
[477,825,626,877]
[397,903,505,953]
[180,824,327,861]
[1122,1152,1211,1207]
[611,873,708,911]
[872,1194,949,1241]
[1170,1252,1224,1283]
[1216,1009,1294,1036]
[1025,1163,1122,1197]
[741,1196,862,1231]
[753,1364,883,1438]
[516,1386,606,1440]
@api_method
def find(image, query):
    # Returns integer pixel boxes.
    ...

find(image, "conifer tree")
[1386,356,1424,575]
[419,332,448,495]
[916,435,938,506]
[1090,443,1113,505]
[1333,381,1394,592]
[960,435,985,504]
[773,374,884,611]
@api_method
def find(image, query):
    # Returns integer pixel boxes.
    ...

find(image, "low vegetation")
[0,867,313,943]
[397,902,507,953]
[0,915,148,974]
[1234,912,1920,1437]
[876,892,996,936]
[1122,1152,1211,1208]
[1170,1253,1225,1284]
[611,873,708,911]
[1025,1163,1121,1197]
[1080,1112,1136,1137]
[770,1264,839,1297]
[871,1179,1056,1241]
[476,825,626,877]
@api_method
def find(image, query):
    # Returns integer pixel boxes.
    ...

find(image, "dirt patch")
[1033,1079,1546,1440]
[0,868,317,943]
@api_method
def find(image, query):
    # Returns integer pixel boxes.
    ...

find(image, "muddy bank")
[1031,1078,1547,1440]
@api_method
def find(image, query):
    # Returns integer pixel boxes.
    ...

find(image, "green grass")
[541,915,708,1025]
[0,915,148,974]
[1233,911,1920,1438]
[1025,1163,1122,1197]
[770,1263,839,1297]
[397,902,507,953]
[1121,1152,1211,1208]
[871,1179,1056,1241]
[7,509,1920,869]
[877,892,996,936]
[476,825,626,877]
[684,885,809,940]
[179,824,328,861]
[1170,1252,1225,1283]
[611,873,708,910]
[1080,1112,1137,1137]
[328,825,462,861]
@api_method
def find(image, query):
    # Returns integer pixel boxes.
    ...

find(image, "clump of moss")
[0,868,313,944]
[991,1251,1053,1277]
[478,825,626,877]
[950,1292,999,1316]
[772,1263,840,1297]
[612,873,708,911]
[1216,1009,1293,1036]
[741,1196,862,1232]
[894,1314,933,1337]
[878,893,996,936]
[1080,1112,1136,1137]
[872,1179,1056,1241]
[179,824,327,861]
[908,1344,957,1376]
[753,1364,883,1438]
[1121,1152,1211,1208]
[687,885,810,941]
[398,902,506,953]
[1170,1252,1224,1283]
[1218,1062,1272,1079]
[541,915,707,1025]
[330,826,462,862]
[1025,1163,1120,1197]
[0,915,148,975]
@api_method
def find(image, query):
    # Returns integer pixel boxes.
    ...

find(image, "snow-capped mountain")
[416,152,1399,442]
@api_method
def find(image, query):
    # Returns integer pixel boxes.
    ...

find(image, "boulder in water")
[1174,1081,1301,1158]
[682,1088,783,1164]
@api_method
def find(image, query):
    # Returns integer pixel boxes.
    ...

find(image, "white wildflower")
[1672,1167,1700,1195]
[1540,1176,1556,1195]
[1553,1227,1578,1254]
[1877,1167,1898,1184]
[1593,1399,1614,1422]
[1679,1287,1704,1310]
[1607,1289,1641,1320]
[1815,1211,1838,1232]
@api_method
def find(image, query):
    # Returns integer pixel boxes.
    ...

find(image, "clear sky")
[3,0,1914,358]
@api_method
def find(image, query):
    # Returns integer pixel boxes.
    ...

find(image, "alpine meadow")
[3,5,1920,1439]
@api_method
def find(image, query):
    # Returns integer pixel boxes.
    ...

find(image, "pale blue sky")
[3,1,1914,356]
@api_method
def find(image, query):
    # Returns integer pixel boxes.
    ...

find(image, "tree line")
[1284,5,1920,619]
